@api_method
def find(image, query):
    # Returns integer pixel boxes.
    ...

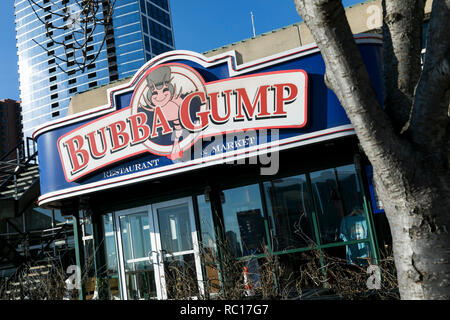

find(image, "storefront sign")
[58,65,307,182]
[34,35,383,206]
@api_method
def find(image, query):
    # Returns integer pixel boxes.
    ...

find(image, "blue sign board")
[34,35,383,206]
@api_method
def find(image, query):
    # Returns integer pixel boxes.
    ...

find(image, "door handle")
[159,249,168,264]
[148,250,160,265]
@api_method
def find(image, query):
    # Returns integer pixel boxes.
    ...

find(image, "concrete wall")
[204,0,432,63]
[67,80,129,115]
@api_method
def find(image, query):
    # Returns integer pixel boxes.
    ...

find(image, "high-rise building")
[0,99,22,159]
[14,0,175,141]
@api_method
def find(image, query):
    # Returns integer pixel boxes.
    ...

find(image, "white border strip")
[37,125,356,206]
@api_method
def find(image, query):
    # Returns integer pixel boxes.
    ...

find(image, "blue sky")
[0,0,363,101]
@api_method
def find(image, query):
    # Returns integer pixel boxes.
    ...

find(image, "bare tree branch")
[26,0,116,74]
[382,0,426,133]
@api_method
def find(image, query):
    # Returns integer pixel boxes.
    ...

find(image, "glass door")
[115,198,203,300]
[152,198,204,299]
[115,206,162,300]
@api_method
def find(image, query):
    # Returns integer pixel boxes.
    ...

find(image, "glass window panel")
[65,235,75,249]
[221,184,267,257]
[277,252,321,291]
[83,216,93,237]
[131,215,151,258]
[114,2,138,16]
[146,2,152,18]
[310,165,370,253]
[149,20,173,46]
[125,260,157,300]
[142,16,149,34]
[147,2,170,26]
[119,212,151,261]
[163,253,199,299]
[103,213,120,299]
[323,241,371,266]
[157,203,193,253]
[197,195,216,253]
[263,174,316,251]
[119,211,157,300]
[310,168,345,244]
[53,209,67,225]
[84,238,96,277]
[196,195,220,294]
[114,20,141,37]
[336,165,371,265]
[335,164,365,216]
[323,245,347,261]
[152,0,168,11]
[103,214,118,273]
[24,206,53,231]
[8,216,24,234]
[144,36,150,52]
[140,0,146,15]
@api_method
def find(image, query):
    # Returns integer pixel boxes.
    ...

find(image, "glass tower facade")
[14,0,174,141]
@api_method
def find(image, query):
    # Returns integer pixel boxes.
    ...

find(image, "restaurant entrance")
[115,197,203,299]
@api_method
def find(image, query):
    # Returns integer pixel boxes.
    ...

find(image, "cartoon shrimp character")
[139,66,184,160]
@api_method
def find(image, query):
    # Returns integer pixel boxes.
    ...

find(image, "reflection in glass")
[83,216,93,237]
[197,195,220,294]
[84,238,95,277]
[263,175,315,251]
[157,204,193,253]
[156,203,200,298]
[222,185,267,257]
[310,165,370,265]
[336,165,365,215]
[310,167,345,243]
[8,215,24,234]
[197,195,216,253]
[124,261,157,300]
[277,252,320,291]
[53,209,69,225]
[24,207,52,231]
[339,215,370,265]
[103,213,120,299]
[119,212,157,299]
[163,253,199,299]
[104,214,118,273]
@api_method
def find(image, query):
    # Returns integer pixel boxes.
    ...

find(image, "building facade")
[33,33,387,299]
[14,0,175,141]
[0,99,22,159]
[5,0,432,299]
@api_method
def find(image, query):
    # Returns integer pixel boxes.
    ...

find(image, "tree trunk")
[293,0,450,299]
[375,165,450,299]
